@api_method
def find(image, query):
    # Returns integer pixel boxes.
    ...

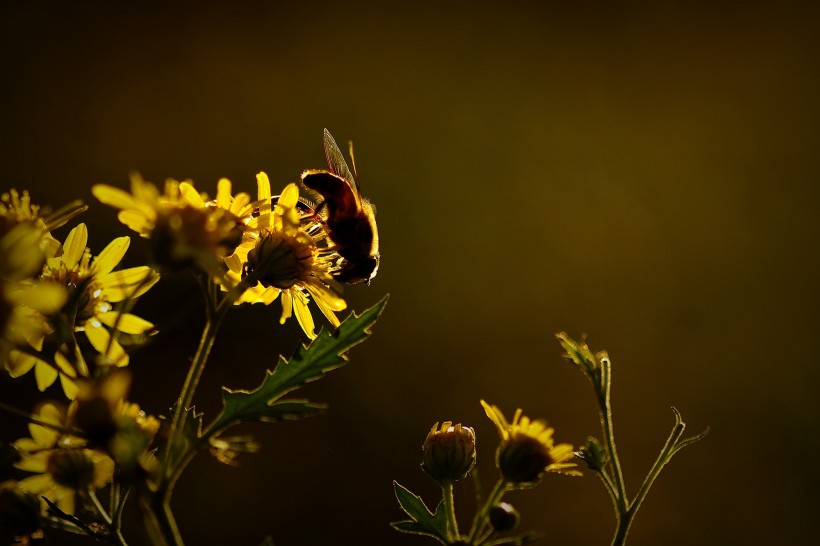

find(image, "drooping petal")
[97,311,154,334]
[84,322,128,366]
[6,350,39,377]
[34,361,58,391]
[29,404,62,446]
[291,290,316,339]
[279,290,293,324]
[62,224,88,269]
[92,236,130,276]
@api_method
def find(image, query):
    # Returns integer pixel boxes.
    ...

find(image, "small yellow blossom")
[92,174,248,278]
[13,404,114,514]
[0,189,86,259]
[481,400,580,485]
[225,175,346,339]
[7,224,158,398]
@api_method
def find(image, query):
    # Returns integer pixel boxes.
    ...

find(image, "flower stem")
[597,356,628,513]
[87,489,129,546]
[467,479,508,545]
[441,481,460,541]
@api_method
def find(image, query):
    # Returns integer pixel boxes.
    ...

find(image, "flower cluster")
[94,172,347,339]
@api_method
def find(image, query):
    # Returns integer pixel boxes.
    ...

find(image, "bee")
[300,128,379,285]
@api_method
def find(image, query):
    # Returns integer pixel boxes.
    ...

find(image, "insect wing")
[300,171,361,221]
[323,128,362,208]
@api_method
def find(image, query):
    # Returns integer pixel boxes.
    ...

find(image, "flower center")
[244,232,315,290]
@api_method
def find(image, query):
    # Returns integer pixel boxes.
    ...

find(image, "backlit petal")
[62,224,88,269]
[92,236,130,276]
[84,323,128,366]
[97,311,154,334]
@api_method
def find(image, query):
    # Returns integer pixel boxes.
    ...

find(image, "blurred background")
[1,1,818,544]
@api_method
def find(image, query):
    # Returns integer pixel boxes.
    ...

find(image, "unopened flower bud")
[577,437,607,471]
[421,422,476,483]
[489,502,520,532]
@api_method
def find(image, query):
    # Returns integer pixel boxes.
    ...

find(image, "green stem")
[467,479,508,545]
[610,417,686,546]
[594,468,620,518]
[151,278,249,546]
[441,481,459,541]
[88,489,129,546]
[597,357,628,513]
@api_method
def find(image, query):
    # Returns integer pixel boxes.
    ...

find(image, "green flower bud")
[577,437,607,472]
[489,502,520,532]
[421,422,476,483]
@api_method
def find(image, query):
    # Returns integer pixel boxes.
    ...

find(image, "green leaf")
[206,297,388,436]
[390,481,448,543]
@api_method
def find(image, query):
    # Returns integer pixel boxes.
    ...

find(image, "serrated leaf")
[248,398,327,424]
[165,405,204,472]
[391,481,448,543]
[207,297,387,436]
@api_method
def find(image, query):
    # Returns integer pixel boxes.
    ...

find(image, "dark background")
[2,2,818,545]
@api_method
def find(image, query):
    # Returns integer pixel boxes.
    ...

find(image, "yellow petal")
[6,350,38,377]
[224,253,243,274]
[257,172,272,217]
[84,323,128,366]
[92,236,130,276]
[97,267,159,301]
[260,286,280,305]
[291,290,315,339]
[18,474,53,494]
[28,404,61,446]
[279,290,293,323]
[118,209,153,234]
[9,282,68,314]
[54,352,77,378]
[34,361,58,391]
[97,311,154,334]
[92,184,150,216]
[480,400,510,439]
[62,224,88,269]
[179,182,206,208]
[216,178,232,209]
[230,192,251,216]
[57,490,75,514]
[14,454,48,474]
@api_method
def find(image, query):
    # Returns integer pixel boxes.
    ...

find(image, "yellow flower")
[13,404,114,514]
[481,400,581,485]
[7,224,158,398]
[92,174,248,278]
[0,189,86,260]
[1,223,69,385]
[225,175,346,339]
